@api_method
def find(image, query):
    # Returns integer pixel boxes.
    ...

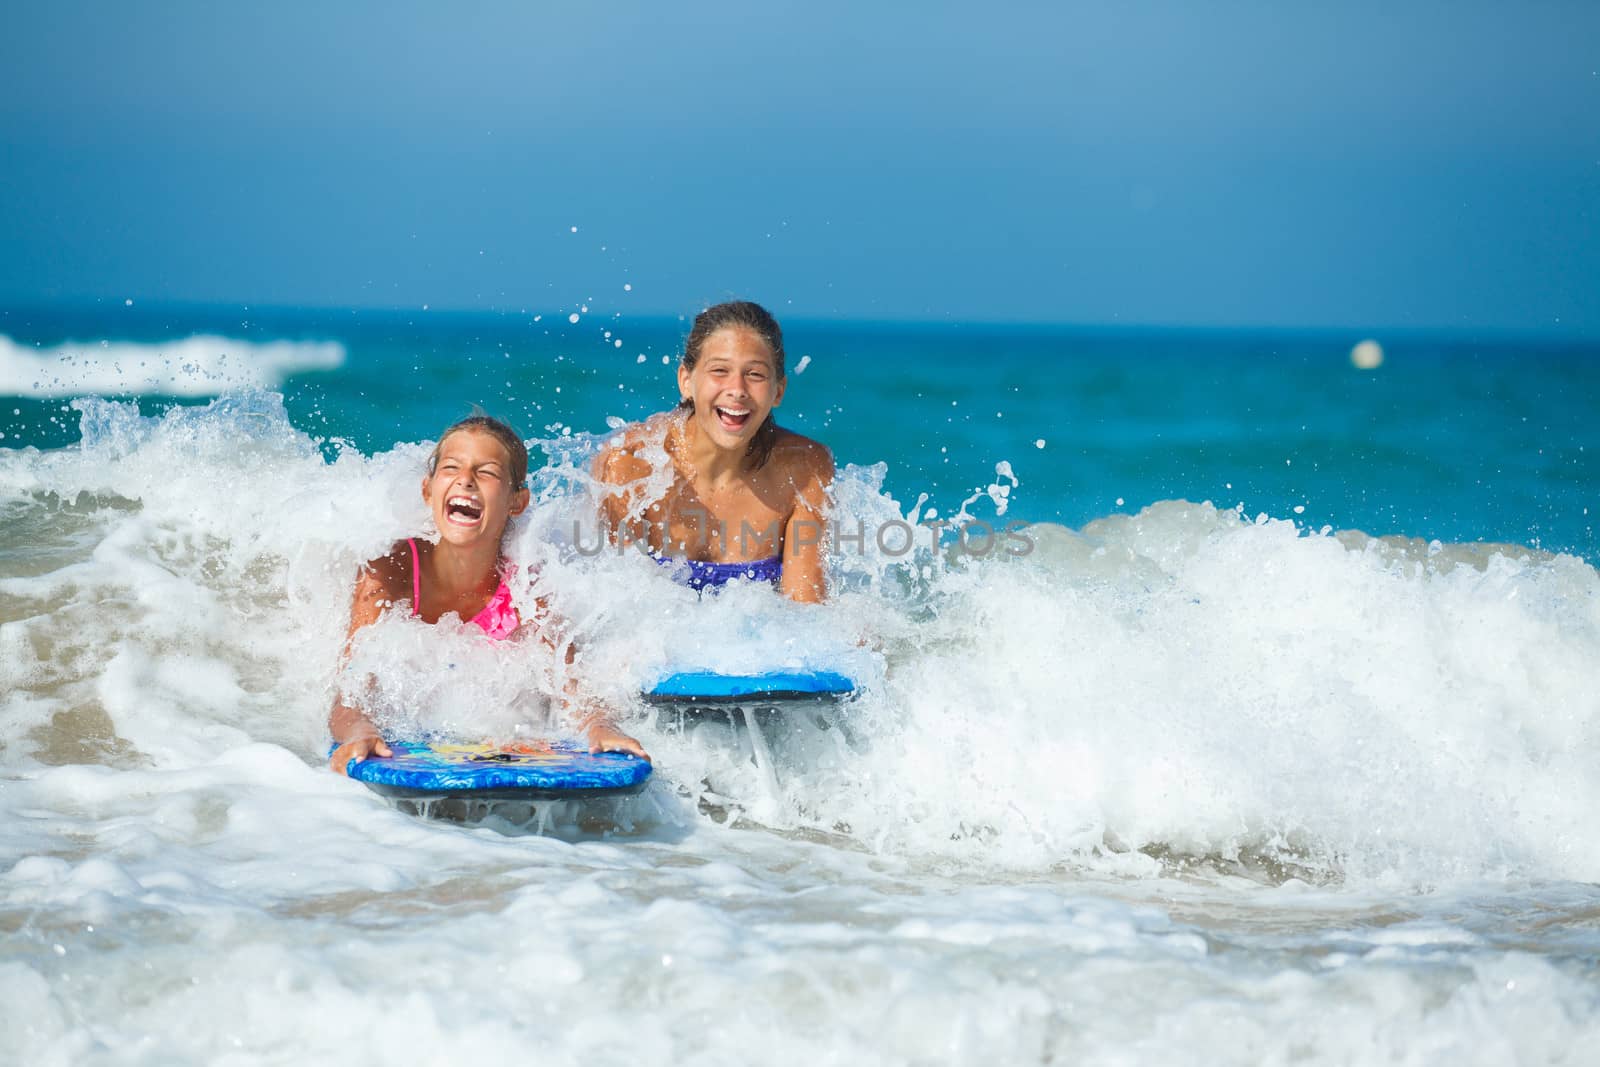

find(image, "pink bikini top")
[407,538,520,641]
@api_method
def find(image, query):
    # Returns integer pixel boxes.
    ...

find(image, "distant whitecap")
[0,334,344,399]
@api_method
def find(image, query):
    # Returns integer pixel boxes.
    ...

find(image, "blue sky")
[3,1,1596,333]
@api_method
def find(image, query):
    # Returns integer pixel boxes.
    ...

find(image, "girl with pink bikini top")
[405,537,519,640]
[327,414,648,774]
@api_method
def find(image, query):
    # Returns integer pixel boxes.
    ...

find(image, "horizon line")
[1,294,1596,346]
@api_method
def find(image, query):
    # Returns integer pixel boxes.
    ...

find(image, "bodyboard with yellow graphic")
[336,740,652,800]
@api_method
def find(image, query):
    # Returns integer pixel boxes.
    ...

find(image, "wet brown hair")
[677,300,785,471]
[429,413,529,490]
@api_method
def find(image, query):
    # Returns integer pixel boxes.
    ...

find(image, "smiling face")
[678,326,786,452]
[421,428,529,547]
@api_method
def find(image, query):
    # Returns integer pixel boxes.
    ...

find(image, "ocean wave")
[3,394,1598,886]
[0,333,344,398]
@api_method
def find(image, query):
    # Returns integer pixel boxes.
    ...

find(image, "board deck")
[337,739,652,800]
[642,669,857,706]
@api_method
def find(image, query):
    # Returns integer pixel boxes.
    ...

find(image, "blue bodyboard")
[337,739,652,800]
[642,669,856,705]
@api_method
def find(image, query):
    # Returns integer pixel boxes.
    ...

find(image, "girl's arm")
[535,596,651,761]
[592,439,653,546]
[571,694,651,760]
[328,560,399,774]
[780,442,835,604]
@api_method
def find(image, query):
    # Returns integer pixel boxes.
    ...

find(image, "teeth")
[718,407,750,417]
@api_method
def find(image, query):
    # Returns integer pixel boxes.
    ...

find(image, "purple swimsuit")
[659,554,783,591]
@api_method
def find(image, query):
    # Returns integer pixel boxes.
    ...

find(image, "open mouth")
[445,495,484,526]
[714,405,752,433]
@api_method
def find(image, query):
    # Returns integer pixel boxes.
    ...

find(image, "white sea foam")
[5,394,1600,1063]
[0,333,344,398]
[5,395,1600,882]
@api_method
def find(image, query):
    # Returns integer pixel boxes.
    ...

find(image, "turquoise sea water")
[3,302,1595,559]
[4,303,1600,1063]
